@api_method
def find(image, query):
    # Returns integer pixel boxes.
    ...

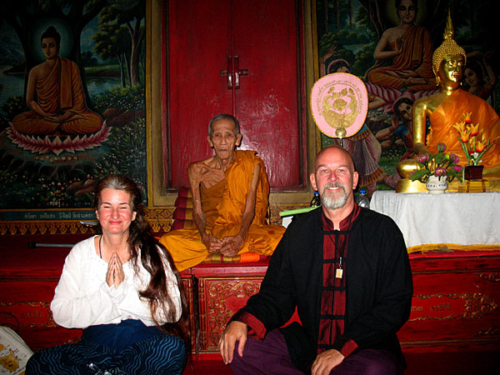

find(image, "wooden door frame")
[145,0,320,208]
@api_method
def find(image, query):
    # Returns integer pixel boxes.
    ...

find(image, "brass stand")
[395,179,426,193]
[396,178,499,193]
[458,180,490,193]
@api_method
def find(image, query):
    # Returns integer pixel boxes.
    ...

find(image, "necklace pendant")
[335,268,343,279]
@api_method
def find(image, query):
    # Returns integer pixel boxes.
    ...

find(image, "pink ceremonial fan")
[310,72,368,140]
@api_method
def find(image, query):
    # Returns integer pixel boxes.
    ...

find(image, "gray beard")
[321,183,348,210]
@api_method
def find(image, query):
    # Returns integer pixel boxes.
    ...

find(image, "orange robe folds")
[12,57,102,135]
[160,150,286,271]
[368,25,435,92]
[427,89,500,168]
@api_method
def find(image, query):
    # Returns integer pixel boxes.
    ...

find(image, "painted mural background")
[1,0,498,219]
[316,0,499,196]
[0,1,146,217]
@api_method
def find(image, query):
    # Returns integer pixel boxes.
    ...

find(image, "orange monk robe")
[160,150,286,272]
[12,57,102,136]
[368,25,435,92]
[427,89,500,168]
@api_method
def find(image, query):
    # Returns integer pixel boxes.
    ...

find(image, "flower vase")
[426,175,448,194]
[464,165,484,181]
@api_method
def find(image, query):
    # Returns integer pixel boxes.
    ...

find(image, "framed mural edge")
[0,0,154,235]
[147,0,322,212]
[147,0,178,209]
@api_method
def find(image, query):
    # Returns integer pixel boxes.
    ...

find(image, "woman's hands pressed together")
[106,252,125,288]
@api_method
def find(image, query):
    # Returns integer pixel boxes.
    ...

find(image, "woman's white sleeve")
[50,244,122,329]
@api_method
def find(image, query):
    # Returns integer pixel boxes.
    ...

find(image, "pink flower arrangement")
[410,143,463,183]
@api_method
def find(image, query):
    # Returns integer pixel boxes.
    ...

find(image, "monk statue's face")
[41,37,59,60]
[207,118,242,161]
[437,54,464,91]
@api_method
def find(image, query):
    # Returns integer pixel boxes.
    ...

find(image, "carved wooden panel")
[180,276,197,352]
[0,281,81,351]
[197,277,263,352]
[399,256,500,352]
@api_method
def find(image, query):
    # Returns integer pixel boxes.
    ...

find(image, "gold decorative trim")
[0,207,175,235]
[477,273,500,282]
[411,293,498,321]
[0,203,296,235]
[475,326,500,337]
[0,301,57,328]
[0,221,94,236]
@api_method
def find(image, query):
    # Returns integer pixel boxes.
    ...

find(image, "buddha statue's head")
[432,11,467,89]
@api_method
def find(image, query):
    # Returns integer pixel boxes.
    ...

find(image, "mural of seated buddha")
[10,26,106,155]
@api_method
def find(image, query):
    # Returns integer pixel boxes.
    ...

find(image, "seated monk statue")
[159,114,286,272]
[397,12,500,191]
[12,26,103,136]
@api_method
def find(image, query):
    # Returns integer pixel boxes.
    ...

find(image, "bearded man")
[220,145,413,375]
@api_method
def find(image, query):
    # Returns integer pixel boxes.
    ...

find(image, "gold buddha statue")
[397,12,500,193]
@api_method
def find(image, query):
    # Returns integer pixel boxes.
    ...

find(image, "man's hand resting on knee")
[220,321,248,365]
[311,349,345,375]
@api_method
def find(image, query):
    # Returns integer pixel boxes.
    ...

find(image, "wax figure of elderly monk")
[220,145,413,375]
[160,114,286,272]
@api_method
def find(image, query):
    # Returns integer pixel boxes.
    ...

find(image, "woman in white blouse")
[27,175,189,375]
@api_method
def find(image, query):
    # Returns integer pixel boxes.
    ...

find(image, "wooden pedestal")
[186,252,500,354]
[2,234,499,357]
[399,252,500,353]
[185,263,268,353]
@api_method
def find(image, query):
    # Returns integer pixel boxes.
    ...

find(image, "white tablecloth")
[370,191,500,253]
